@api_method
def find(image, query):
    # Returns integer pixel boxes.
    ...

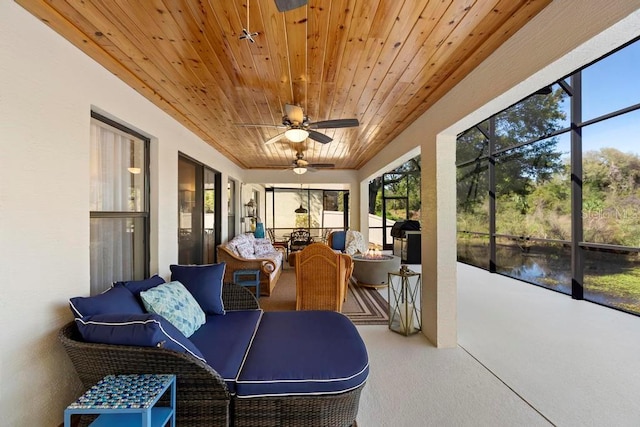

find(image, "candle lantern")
[387,266,421,336]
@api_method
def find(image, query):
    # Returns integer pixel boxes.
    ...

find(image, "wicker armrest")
[260,259,277,275]
[222,282,260,310]
[218,245,277,273]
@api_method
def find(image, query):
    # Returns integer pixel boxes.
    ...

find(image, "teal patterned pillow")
[140,281,205,337]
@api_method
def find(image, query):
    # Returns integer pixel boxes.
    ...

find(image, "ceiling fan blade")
[309,163,335,168]
[274,0,307,12]
[235,123,286,129]
[308,130,333,144]
[284,104,304,124]
[309,118,359,129]
[264,133,285,145]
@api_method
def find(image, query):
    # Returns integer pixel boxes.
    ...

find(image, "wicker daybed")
[61,282,368,426]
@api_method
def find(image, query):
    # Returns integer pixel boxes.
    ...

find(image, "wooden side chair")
[294,243,351,312]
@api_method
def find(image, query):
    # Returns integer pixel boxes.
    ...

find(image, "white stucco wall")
[0,2,244,425]
[1,0,640,425]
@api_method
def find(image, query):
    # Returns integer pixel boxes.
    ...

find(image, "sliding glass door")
[178,155,220,265]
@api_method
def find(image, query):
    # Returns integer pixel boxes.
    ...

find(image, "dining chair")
[267,228,289,260]
[320,228,332,244]
[289,228,313,253]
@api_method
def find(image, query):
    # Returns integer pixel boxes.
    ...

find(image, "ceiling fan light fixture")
[292,166,307,175]
[285,128,308,142]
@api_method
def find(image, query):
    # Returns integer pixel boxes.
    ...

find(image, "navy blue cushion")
[189,310,262,393]
[236,311,369,398]
[114,274,165,296]
[75,313,206,363]
[69,287,144,318]
[331,231,347,251]
[170,263,226,315]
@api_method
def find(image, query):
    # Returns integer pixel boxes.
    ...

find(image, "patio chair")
[267,228,289,257]
[328,230,347,251]
[329,230,367,255]
[289,228,313,253]
[294,243,352,311]
[320,228,332,244]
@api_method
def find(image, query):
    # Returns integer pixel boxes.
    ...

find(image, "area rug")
[259,268,389,325]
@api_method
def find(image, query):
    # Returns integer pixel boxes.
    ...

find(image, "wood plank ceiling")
[17,0,551,171]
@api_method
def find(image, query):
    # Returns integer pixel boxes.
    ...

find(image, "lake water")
[457,240,640,315]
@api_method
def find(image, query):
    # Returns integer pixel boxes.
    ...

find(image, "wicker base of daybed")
[59,322,231,426]
[233,385,363,427]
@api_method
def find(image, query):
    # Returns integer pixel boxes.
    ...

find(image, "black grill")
[390,220,421,238]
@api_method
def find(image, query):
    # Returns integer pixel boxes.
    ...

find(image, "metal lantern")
[245,199,256,217]
[388,266,422,336]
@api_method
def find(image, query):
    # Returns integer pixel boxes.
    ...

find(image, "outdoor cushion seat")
[236,310,369,398]
[189,310,262,393]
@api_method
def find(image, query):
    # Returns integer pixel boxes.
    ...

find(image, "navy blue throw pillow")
[69,286,144,318]
[114,274,166,296]
[75,313,206,363]
[170,263,226,315]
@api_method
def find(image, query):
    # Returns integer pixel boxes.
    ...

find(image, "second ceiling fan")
[270,151,334,175]
[237,104,359,145]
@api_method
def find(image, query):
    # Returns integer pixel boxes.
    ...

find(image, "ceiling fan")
[274,151,335,175]
[236,104,359,145]
[274,0,307,12]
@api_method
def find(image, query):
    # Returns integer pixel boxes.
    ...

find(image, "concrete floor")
[356,263,640,426]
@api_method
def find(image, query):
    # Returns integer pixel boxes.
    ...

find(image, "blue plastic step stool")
[233,269,261,298]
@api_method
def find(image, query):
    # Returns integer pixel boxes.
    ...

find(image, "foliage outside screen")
[455,58,640,316]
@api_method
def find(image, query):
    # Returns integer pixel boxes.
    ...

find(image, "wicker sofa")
[62,281,368,426]
[217,233,284,296]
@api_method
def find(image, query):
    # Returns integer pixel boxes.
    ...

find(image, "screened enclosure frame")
[456,36,640,316]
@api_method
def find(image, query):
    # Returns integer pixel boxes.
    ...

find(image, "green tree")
[368,155,421,216]
[457,88,567,216]
[583,148,640,246]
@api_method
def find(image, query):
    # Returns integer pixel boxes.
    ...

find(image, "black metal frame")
[177,152,222,264]
[455,35,640,316]
[380,172,410,250]
[265,186,350,233]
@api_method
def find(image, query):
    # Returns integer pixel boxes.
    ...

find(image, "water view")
[458,239,640,315]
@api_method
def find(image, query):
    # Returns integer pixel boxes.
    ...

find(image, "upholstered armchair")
[327,230,347,251]
[294,243,352,312]
[328,230,367,255]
